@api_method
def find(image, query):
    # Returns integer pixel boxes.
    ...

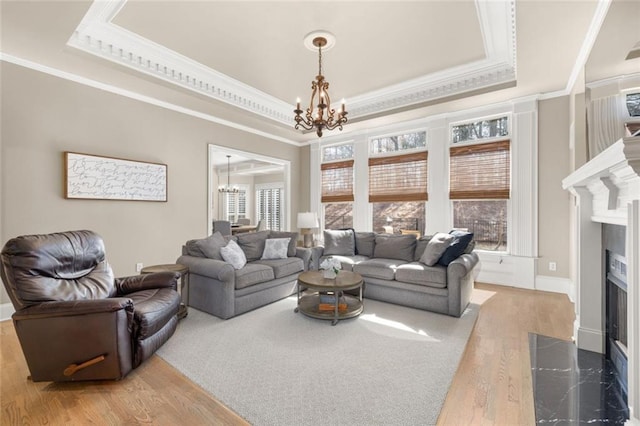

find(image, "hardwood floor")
[1,283,574,425]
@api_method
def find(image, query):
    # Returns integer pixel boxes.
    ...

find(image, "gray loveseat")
[312,230,479,317]
[178,230,311,319]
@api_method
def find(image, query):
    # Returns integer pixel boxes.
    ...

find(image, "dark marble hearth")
[529,333,628,425]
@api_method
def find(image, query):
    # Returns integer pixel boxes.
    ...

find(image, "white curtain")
[588,94,627,158]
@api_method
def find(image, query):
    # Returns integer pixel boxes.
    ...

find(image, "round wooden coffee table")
[295,270,364,325]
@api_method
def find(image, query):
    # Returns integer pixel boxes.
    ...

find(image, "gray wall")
[538,96,572,279]
[0,62,303,303]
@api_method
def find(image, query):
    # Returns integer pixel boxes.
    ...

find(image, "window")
[323,144,354,162]
[370,131,426,154]
[224,186,248,223]
[369,144,428,235]
[256,184,283,231]
[626,93,640,117]
[321,144,354,229]
[324,203,353,229]
[449,139,510,251]
[372,202,425,235]
[451,116,509,144]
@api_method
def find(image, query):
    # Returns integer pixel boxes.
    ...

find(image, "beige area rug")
[157,296,478,425]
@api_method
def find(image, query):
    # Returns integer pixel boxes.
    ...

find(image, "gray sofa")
[177,230,311,319]
[312,230,479,317]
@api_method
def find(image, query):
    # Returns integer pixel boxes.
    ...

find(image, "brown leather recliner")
[0,230,181,382]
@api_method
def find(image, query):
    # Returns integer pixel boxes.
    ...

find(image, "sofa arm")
[447,252,479,281]
[308,246,325,271]
[116,272,179,294]
[446,252,479,317]
[295,247,312,271]
[177,255,235,283]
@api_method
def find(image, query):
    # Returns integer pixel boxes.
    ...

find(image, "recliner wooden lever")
[63,354,106,376]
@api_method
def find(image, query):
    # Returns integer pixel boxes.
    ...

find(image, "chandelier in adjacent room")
[294,31,347,138]
[218,155,239,194]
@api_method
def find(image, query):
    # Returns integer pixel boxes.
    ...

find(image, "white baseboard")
[535,275,576,303]
[576,326,604,354]
[1,303,15,322]
[475,253,536,289]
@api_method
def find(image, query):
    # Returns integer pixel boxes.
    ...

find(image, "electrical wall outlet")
[136,263,143,272]
[548,261,557,272]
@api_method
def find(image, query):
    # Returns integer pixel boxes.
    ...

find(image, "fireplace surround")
[563,136,640,424]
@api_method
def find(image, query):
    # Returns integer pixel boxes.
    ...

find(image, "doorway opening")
[207,145,291,235]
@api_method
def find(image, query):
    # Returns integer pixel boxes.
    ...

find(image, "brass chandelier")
[294,34,347,138]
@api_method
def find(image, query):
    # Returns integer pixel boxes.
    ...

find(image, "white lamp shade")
[297,212,319,229]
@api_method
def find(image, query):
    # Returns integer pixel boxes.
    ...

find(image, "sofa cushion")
[193,232,227,260]
[237,231,271,261]
[438,231,474,266]
[261,238,290,260]
[395,262,447,289]
[355,232,376,257]
[234,263,275,289]
[414,235,433,261]
[319,255,369,271]
[420,233,454,266]
[373,234,416,262]
[220,240,247,269]
[252,257,304,279]
[269,231,298,257]
[323,229,356,256]
[354,258,407,280]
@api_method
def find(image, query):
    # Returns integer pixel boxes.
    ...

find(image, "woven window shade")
[321,160,354,203]
[368,151,428,202]
[449,140,510,199]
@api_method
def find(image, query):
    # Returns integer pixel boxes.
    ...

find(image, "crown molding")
[68,0,517,130]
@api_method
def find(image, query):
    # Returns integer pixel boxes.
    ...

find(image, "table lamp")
[297,212,319,248]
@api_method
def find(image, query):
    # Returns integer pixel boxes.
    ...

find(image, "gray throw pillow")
[261,238,291,260]
[414,235,433,261]
[269,231,298,257]
[323,229,356,256]
[355,232,376,257]
[236,230,270,261]
[185,239,206,257]
[373,234,416,262]
[420,233,455,266]
[194,232,227,260]
[220,240,247,270]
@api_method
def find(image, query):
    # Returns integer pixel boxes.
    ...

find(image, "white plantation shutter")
[257,186,283,231]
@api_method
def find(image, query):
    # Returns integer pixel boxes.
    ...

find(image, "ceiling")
[1,0,638,146]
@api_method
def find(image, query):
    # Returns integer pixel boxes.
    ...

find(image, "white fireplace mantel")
[563,136,640,425]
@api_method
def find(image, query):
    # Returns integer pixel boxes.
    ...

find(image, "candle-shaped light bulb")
[296,97,301,110]
[341,98,346,113]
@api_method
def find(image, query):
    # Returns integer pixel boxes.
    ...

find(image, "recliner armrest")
[116,272,179,295]
[12,297,134,320]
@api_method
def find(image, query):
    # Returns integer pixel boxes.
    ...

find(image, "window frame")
[448,115,512,253]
